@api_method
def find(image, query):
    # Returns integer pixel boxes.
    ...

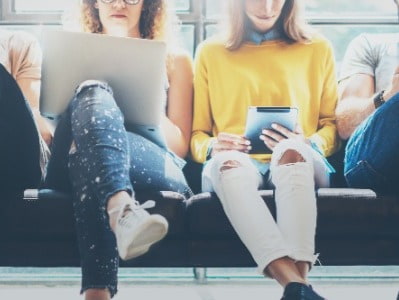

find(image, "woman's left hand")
[260,123,310,152]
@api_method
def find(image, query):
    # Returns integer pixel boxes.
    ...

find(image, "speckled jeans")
[68,81,192,297]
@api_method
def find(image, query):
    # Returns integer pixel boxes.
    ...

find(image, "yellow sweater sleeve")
[309,41,340,157]
[190,43,215,163]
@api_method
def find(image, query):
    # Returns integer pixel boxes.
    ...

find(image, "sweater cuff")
[205,138,217,161]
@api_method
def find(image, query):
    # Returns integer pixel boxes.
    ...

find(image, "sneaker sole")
[119,214,168,260]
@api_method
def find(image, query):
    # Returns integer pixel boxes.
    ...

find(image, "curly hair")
[80,0,172,41]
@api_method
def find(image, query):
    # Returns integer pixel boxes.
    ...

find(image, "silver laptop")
[40,30,167,147]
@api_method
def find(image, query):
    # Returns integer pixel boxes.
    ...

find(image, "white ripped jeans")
[202,139,330,274]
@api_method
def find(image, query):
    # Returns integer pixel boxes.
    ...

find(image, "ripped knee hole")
[278,149,306,166]
[219,160,242,172]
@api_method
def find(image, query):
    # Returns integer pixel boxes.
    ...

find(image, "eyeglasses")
[100,0,141,5]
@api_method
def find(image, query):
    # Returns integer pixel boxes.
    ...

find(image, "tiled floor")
[0,280,398,300]
[0,267,398,300]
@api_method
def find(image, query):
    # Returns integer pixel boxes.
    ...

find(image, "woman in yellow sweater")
[191,0,339,299]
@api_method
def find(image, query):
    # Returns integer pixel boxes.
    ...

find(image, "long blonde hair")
[224,0,312,50]
[79,0,176,43]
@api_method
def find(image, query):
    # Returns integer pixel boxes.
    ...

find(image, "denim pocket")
[344,160,386,190]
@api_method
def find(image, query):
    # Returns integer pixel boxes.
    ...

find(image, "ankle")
[85,288,110,300]
[107,191,132,211]
[266,257,307,287]
[285,281,308,287]
[107,191,134,230]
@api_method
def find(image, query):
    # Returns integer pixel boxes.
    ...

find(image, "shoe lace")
[133,200,155,210]
[118,200,156,228]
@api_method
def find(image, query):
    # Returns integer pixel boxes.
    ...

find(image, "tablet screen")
[244,106,298,154]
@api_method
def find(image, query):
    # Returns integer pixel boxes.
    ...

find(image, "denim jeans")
[344,93,399,193]
[0,63,42,190]
[62,81,192,297]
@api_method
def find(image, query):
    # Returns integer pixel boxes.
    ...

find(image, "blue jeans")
[66,81,192,297]
[344,93,399,193]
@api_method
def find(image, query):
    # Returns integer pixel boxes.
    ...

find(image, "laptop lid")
[39,30,167,127]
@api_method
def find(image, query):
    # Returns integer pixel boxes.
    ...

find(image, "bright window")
[12,0,191,13]
[2,0,398,62]
[13,0,75,12]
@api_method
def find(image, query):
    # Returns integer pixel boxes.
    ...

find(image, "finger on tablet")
[218,132,251,145]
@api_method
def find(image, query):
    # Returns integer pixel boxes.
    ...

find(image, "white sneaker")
[109,200,168,261]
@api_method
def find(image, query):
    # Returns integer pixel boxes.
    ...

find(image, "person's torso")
[200,37,332,140]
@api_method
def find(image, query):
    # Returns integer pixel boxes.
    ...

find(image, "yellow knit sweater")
[190,36,339,163]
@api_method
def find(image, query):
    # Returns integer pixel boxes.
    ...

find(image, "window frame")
[1,0,61,24]
[1,0,398,43]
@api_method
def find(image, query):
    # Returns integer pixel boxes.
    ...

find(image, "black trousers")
[0,63,41,190]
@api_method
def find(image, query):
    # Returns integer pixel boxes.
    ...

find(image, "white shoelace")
[113,200,156,228]
[108,200,156,215]
[132,200,156,210]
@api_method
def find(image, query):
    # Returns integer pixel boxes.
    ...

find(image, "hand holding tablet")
[244,106,298,154]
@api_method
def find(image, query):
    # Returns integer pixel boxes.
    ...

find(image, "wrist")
[382,90,388,101]
[373,90,386,109]
[206,138,216,160]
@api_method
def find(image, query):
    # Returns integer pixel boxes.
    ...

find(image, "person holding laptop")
[191,0,338,299]
[47,0,193,299]
[0,29,52,190]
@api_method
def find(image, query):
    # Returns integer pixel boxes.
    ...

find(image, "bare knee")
[278,149,305,166]
[220,160,242,172]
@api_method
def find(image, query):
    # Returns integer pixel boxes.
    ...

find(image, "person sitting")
[190,0,339,299]
[46,0,194,299]
[0,29,52,191]
[336,0,399,193]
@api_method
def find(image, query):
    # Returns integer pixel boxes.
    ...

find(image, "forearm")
[336,96,375,140]
[18,78,54,144]
[310,125,340,157]
[162,117,190,158]
[190,131,214,163]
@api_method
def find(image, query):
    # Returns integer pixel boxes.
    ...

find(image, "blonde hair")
[79,0,176,43]
[224,0,313,50]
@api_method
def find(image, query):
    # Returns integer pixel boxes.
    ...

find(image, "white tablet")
[244,106,298,154]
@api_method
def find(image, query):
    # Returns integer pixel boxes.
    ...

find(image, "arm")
[163,51,193,158]
[335,33,389,140]
[12,32,54,145]
[17,77,54,146]
[190,44,249,162]
[190,43,215,163]
[308,41,340,157]
[336,74,375,140]
[337,68,399,140]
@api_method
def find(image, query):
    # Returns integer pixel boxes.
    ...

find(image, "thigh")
[267,140,329,188]
[345,95,399,174]
[202,151,263,192]
[127,132,192,198]
[0,64,41,189]
[310,148,330,188]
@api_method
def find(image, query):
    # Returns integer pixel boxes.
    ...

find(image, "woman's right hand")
[210,132,251,158]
